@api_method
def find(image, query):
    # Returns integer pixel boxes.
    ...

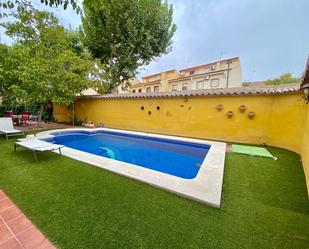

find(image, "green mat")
[232,145,277,160]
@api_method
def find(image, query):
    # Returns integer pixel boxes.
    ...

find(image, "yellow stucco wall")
[267,94,307,152]
[53,104,71,123]
[54,93,305,151]
[301,105,309,192]
[53,93,309,192]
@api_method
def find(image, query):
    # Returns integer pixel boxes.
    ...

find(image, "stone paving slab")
[16,122,73,132]
[0,190,56,249]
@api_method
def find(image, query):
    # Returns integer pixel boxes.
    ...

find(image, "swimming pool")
[36,128,226,207]
[45,130,210,179]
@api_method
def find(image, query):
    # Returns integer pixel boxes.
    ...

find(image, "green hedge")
[0,103,39,116]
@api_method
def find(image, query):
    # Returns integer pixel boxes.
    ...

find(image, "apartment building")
[128,69,180,93]
[121,57,243,93]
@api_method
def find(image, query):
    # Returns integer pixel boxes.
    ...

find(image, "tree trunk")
[37,104,44,128]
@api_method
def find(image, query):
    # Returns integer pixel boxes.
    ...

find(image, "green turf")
[0,136,308,249]
[232,144,275,158]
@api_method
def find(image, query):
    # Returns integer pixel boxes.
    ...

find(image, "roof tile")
[77,83,301,100]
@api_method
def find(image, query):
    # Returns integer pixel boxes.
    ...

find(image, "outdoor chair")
[0,117,25,140]
[4,111,13,117]
[21,112,30,125]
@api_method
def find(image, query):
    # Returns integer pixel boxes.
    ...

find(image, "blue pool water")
[46,130,210,179]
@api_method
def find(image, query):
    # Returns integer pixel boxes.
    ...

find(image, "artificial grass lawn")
[0,136,308,249]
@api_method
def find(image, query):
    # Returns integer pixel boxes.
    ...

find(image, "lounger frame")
[0,117,25,140]
[2,131,25,140]
[14,143,63,162]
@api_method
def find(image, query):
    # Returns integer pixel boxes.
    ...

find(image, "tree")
[82,0,176,93]
[0,0,80,18]
[0,5,94,126]
[265,73,300,85]
[0,43,9,85]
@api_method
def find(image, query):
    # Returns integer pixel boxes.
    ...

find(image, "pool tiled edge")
[36,128,226,208]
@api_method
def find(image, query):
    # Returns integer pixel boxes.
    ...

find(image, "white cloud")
[2,0,309,81]
[138,0,309,81]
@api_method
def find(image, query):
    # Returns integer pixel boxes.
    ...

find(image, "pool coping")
[35,128,226,208]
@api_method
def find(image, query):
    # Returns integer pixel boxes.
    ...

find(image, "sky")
[1,0,309,82]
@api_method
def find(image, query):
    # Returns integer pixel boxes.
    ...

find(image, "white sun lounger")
[14,140,64,162]
[0,117,25,140]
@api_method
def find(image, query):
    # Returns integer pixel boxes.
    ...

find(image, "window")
[132,89,136,93]
[196,80,204,90]
[146,87,151,93]
[154,86,159,92]
[189,70,195,75]
[171,84,177,91]
[138,89,142,93]
[211,78,219,88]
[182,83,188,91]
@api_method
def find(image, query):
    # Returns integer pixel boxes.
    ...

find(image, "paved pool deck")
[15,122,73,132]
[0,190,56,249]
[36,128,226,208]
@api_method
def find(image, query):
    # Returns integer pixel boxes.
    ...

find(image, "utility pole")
[226,59,232,88]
